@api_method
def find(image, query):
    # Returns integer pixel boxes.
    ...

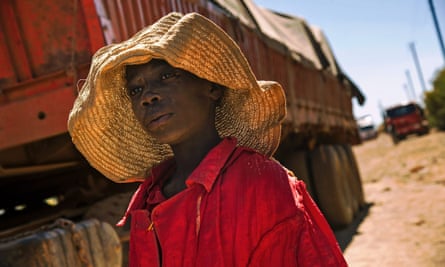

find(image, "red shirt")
[119,138,347,266]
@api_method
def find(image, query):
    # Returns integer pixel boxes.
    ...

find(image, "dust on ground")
[337,130,445,267]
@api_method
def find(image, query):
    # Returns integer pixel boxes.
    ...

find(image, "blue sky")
[254,0,445,124]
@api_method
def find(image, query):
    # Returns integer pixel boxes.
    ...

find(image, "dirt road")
[336,130,445,266]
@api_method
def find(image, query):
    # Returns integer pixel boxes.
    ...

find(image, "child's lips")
[148,113,173,129]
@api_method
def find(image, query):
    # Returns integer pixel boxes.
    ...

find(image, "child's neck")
[163,132,222,198]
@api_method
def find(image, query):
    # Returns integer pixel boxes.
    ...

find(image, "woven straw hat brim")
[68,12,286,182]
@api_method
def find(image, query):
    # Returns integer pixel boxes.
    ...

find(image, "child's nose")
[141,89,161,106]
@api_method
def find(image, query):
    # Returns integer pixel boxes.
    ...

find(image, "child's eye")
[128,87,143,96]
[161,72,179,80]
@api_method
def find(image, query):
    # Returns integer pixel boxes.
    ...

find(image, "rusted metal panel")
[0,87,77,150]
[0,0,33,83]
[99,0,203,42]
[0,0,103,149]
[0,16,16,90]
[1,65,89,103]
[0,0,100,88]
[11,0,92,78]
[81,0,106,52]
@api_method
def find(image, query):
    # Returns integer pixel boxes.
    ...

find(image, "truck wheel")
[83,191,135,267]
[334,145,359,215]
[391,132,400,144]
[309,145,353,228]
[418,126,430,136]
[343,145,366,208]
[279,150,315,198]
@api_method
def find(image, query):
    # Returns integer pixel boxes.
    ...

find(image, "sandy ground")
[336,130,445,266]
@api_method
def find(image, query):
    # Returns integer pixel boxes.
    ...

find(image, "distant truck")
[384,102,430,144]
[356,115,378,141]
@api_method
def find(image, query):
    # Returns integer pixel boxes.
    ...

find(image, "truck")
[356,114,378,141]
[384,101,430,144]
[0,0,366,265]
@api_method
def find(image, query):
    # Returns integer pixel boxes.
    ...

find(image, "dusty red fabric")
[119,138,347,267]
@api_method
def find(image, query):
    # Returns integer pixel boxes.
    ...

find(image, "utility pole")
[428,0,445,63]
[378,100,387,131]
[378,100,385,115]
[403,84,413,101]
[405,70,417,102]
[409,42,427,93]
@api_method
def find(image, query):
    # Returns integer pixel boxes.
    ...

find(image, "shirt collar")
[149,137,237,191]
[185,137,237,192]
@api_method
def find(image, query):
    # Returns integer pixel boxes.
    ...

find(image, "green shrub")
[424,67,445,130]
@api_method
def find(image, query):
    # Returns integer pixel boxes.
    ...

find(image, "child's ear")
[209,83,224,102]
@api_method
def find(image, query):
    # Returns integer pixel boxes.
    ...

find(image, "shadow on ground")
[334,203,373,251]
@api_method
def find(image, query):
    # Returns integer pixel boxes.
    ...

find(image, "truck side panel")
[0,0,104,150]
[0,87,75,149]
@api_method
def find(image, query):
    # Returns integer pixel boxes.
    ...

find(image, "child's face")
[125,59,221,146]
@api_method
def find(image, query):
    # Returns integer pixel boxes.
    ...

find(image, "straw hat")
[68,12,286,182]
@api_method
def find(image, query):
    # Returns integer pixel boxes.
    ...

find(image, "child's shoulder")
[232,145,282,166]
[223,146,300,212]
[227,146,290,184]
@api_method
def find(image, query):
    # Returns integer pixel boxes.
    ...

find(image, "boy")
[68,12,347,266]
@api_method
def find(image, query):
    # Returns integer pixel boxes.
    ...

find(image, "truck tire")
[83,191,135,267]
[343,144,366,208]
[0,219,121,267]
[309,145,354,228]
[279,150,315,198]
[391,133,399,144]
[334,145,359,215]
[418,126,430,136]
